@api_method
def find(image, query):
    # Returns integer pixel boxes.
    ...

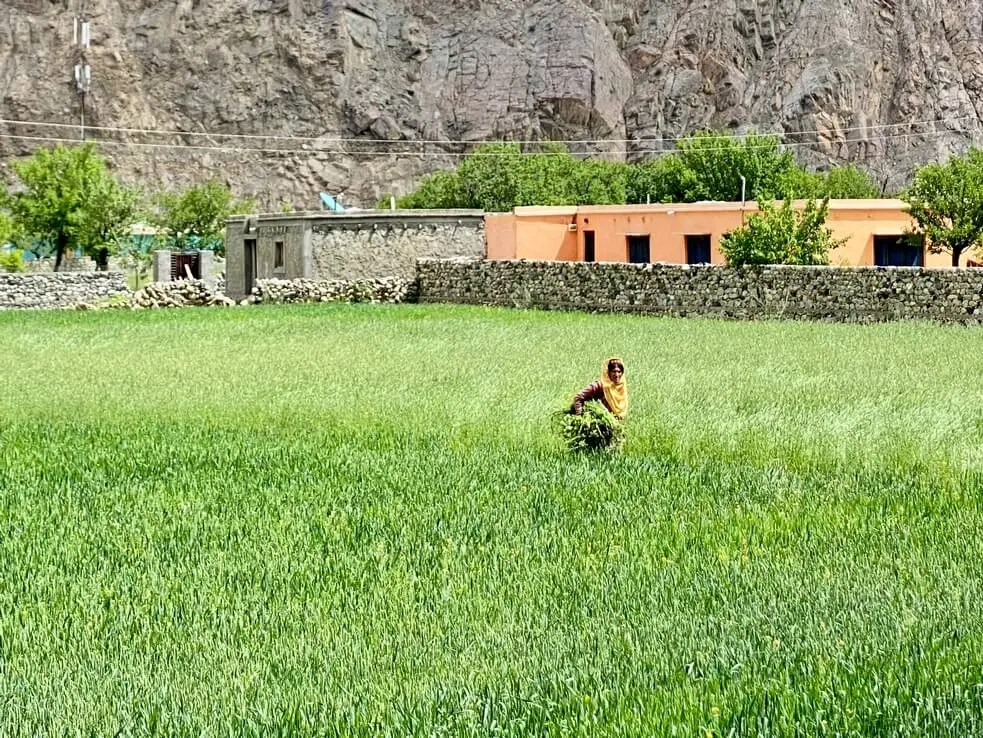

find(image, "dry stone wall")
[417,260,983,324]
[0,273,129,310]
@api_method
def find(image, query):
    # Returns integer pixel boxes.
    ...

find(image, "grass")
[1,303,982,737]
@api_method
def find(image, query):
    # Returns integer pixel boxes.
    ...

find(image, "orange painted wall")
[485,200,975,268]
[485,214,517,260]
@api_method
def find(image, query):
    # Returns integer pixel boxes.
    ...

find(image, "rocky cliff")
[1,0,980,209]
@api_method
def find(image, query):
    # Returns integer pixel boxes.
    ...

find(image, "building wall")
[484,214,517,260]
[311,212,484,281]
[417,259,983,324]
[225,211,484,299]
[492,201,972,268]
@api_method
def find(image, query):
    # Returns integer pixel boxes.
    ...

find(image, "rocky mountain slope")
[1,0,980,209]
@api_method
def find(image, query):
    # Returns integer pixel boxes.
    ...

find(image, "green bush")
[0,248,26,273]
[719,198,843,266]
[554,401,625,453]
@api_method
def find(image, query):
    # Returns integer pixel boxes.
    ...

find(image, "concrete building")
[485,200,966,269]
[224,210,484,300]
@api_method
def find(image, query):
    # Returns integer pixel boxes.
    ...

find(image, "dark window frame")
[627,235,651,264]
[874,235,924,267]
[685,234,712,264]
[274,241,285,269]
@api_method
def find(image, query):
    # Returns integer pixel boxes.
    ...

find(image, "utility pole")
[72,1,91,141]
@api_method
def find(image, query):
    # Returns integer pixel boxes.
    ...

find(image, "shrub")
[554,401,625,453]
[720,198,843,266]
[0,248,26,273]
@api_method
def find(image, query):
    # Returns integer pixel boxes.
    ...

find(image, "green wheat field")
[1,304,982,737]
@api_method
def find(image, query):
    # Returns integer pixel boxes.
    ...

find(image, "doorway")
[244,239,257,295]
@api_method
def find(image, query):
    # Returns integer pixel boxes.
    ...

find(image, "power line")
[0,114,976,147]
[0,126,971,158]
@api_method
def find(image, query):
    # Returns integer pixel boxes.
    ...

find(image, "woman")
[570,357,628,420]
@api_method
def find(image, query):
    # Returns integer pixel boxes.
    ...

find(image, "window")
[627,235,650,264]
[274,241,284,269]
[685,234,712,264]
[584,231,596,262]
[874,235,923,267]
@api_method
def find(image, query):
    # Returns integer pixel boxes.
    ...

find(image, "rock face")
[1,0,980,208]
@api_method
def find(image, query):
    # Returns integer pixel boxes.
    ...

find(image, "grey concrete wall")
[417,260,983,324]
[0,272,129,310]
[311,212,485,281]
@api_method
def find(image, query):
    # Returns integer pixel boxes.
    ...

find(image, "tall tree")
[8,144,132,271]
[628,131,805,204]
[903,148,983,267]
[70,178,142,270]
[153,180,254,255]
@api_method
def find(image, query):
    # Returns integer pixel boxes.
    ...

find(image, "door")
[583,231,596,262]
[244,239,257,295]
[627,235,650,264]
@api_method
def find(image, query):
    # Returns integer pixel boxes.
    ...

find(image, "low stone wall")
[255,277,413,304]
[416,260,983,324]
[0,272,129,310]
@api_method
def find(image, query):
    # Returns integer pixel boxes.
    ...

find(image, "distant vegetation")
[0,143,250,273]
[384,131,884,212]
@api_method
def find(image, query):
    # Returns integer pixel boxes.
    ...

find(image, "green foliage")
[0,248,25,273]
[153,180,254,256]
[554,401,625,453]
[0,211,14,246]
[69,179,142,269]
[821,165,882,199]
[396,170,465,209]
[627,131,806,204]
[720,198,843,266]
[903,148,983,267]
[396,134,889,211]
[7,144,138,271]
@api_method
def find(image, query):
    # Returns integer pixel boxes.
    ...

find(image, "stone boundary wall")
[416,259,983,324]
[0,272,129,310]
[255,278,413,304]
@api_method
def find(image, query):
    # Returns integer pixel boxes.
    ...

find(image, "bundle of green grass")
[554,401,625,453]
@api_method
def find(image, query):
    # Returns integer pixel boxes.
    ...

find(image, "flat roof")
[511,199,908,216]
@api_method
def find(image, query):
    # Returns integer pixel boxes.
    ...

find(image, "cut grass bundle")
[554,400,625,453]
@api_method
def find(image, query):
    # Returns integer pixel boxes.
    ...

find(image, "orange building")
[485,199,971,268]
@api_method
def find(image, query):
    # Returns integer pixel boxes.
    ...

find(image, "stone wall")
[0,272,129,310]
[417,260,983,324]
[311,212,485,282]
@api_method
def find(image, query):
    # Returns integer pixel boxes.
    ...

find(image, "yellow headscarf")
[600,356,628,419]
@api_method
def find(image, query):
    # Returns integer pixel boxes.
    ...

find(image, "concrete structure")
[224,210,485,300]
[485,200,970,269]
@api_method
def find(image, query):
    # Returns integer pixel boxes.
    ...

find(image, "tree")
[395,170,464,209]
[821,165,881,199]
[720,198,843,266]
[69,178,142,270]
[153,180,254,256]
[0,212,14,246]
[903,148,983,267]
[627,131,806,204]
[7,144,135,271]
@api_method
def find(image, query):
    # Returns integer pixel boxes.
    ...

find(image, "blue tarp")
[320,193,345,212]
